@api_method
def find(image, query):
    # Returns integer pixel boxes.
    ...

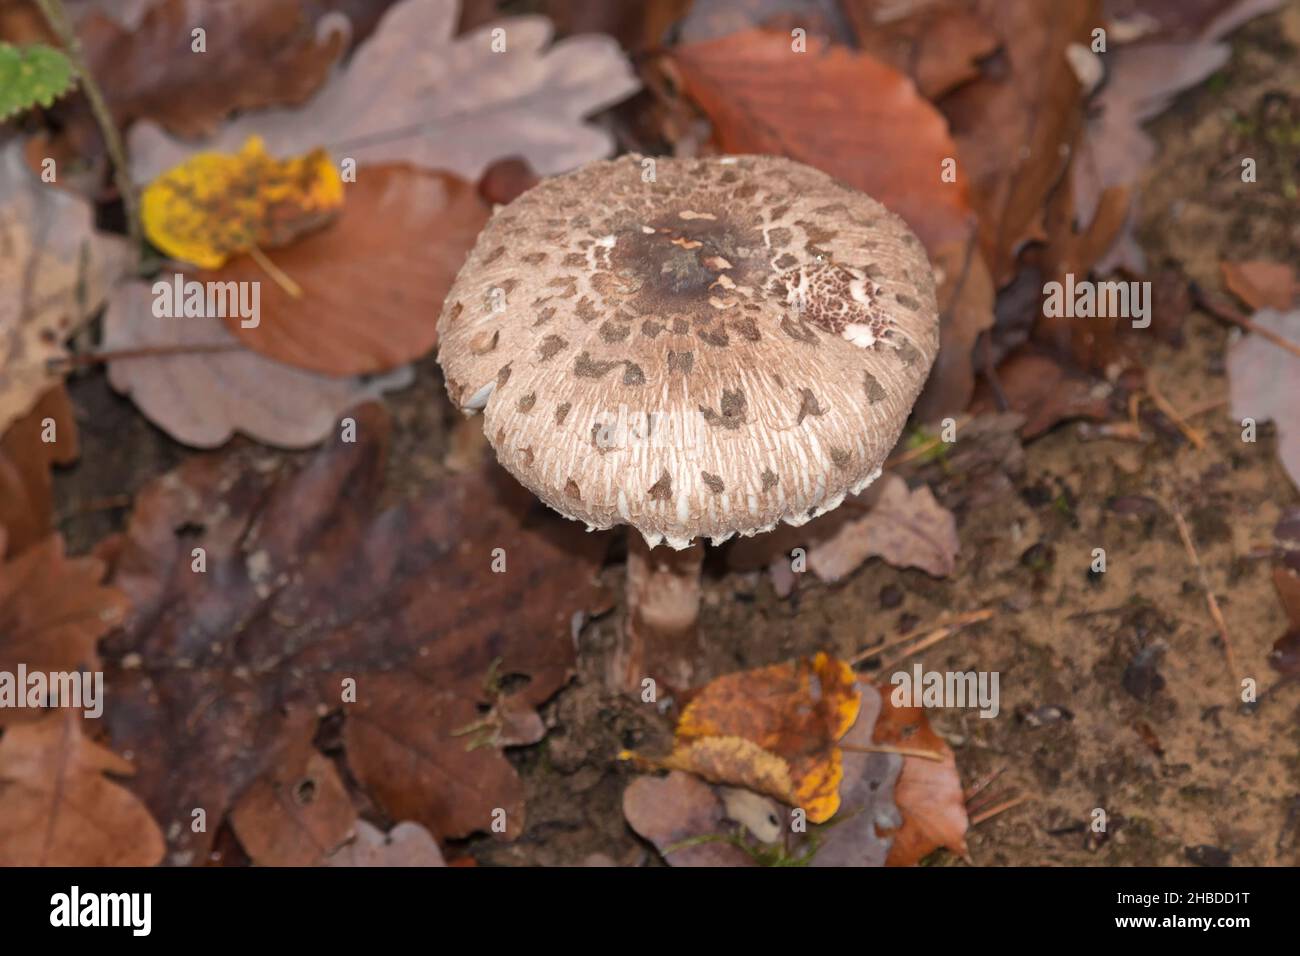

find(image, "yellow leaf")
[141,136,344,270]
[640,652,862,824]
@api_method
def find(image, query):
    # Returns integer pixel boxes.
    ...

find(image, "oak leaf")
[102,281,412,449]
[0,534,128,725]
[0,712,164,865]
[809,474,959,581]
[127,0,640,185]
[99,404,607,862]
[0,142,126,434]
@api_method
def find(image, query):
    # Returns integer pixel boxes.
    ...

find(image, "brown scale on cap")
[436,154,940,549]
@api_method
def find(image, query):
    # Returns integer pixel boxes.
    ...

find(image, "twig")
[968,793,1032,827]
[1165,498,1239,686]
[248,245,303,299]
[963,767,1005,802]
[1183,398,1227,419]
[34,0,141,259]
[1191,283,1300,359]
[851,609,993,667]
[840,742,945,762]
[1145,376,1206,449]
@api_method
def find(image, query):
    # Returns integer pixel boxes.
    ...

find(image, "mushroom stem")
[612,532,704,694]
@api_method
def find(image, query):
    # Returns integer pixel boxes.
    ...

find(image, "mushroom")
[435,154,939,692]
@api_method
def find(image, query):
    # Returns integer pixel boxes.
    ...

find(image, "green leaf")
[0,42,78,122]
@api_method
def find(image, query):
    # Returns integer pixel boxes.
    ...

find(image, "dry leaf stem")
[1164,498,1239,688]
[35,0,142,258]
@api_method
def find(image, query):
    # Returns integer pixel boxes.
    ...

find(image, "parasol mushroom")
[436,154,939,692]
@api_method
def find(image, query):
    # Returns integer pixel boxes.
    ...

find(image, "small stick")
[1183,398,1227,418]
[248,246,303,299]
[34,0,142,259]
[851,608,993,667]
[840,742,944,762]
[1166,499,1239,684]
[969,793,1031,827]
[1191,284,1300,359]
[870,609,995,673]
[963,767,1005,802]
[1145,376,1206,449]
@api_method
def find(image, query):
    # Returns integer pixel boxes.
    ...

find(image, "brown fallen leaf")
[1038,160,1134,366]
[100,403,608,863]
[127,0,640,185]
[324,820,446,867]
[641,653,861,824]
[843,0,1000,98]
[942,0,1097,285]
[0,534,128,724]
[873,691,969,865]
[915,239,996,419]
[623,771,756,866]
[0,142,125,435]
[971,348,1111,438]
[671,28,974,253]
[1221,260,1297,312]
[103,281,412,449]
[809,474,959,581]
[0,711,165,865]
[229,713,357,867]
[214,164,489,375]
[0,384,77,555]
[74,0,360,138]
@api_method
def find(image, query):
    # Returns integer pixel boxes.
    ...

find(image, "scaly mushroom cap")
[436,154,940,549]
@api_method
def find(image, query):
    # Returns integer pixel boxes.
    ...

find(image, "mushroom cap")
[436,154,940,549]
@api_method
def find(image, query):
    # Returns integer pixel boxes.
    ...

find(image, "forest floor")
[51,6,1300,867]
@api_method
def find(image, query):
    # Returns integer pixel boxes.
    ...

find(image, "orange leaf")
[654,652,861,823]
[873,692,969,865]
[670,28,974,252]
